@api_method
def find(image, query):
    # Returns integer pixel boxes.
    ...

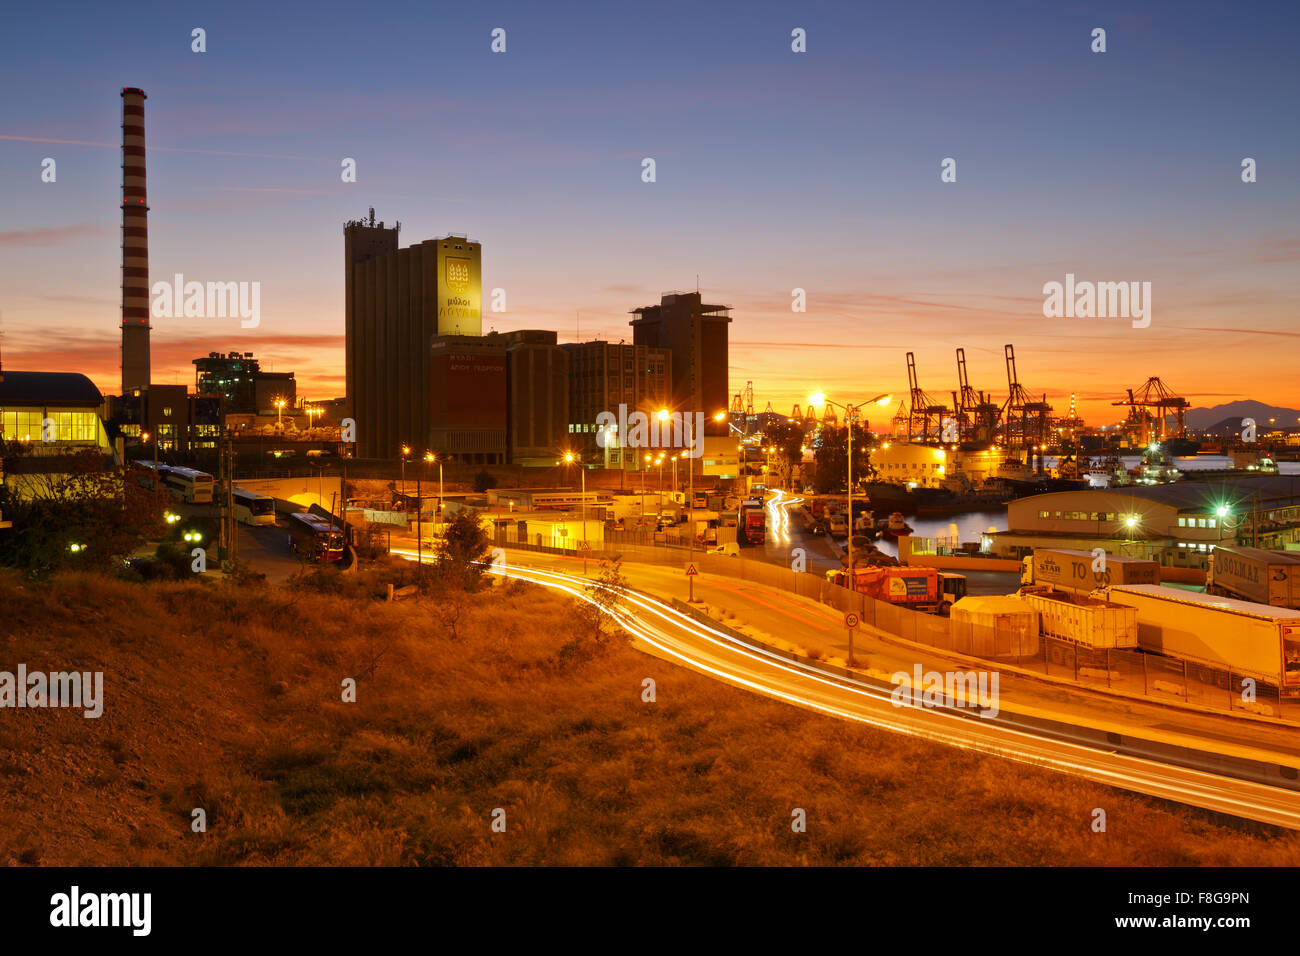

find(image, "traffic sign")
[685,563,699,576]
[577,540,591,551]
[844,611,859,628]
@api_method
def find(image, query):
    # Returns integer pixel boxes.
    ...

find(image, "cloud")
[0,224,114,246]
[0,134,330,162]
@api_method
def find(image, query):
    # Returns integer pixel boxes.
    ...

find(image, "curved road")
[391,547,1300,829]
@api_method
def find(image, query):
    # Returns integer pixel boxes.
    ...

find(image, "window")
[1178,517,1186,527]
[1038,510,1049,519]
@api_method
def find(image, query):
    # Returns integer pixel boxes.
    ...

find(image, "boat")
[1085,454,1131,488]
[876,511,913,539]
[1136,443,1182,484]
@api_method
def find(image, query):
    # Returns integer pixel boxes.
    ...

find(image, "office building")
[629,291,731,434]
[562,341,672,468]
[193,352,295,414]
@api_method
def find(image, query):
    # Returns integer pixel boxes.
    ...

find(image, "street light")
[425,451,442,518]
[564,451,588,570]
[401,444,411,506]
[808,391,893,577]
[274,398,286,426]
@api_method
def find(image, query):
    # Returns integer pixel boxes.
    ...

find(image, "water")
[869,459,1299,559]
[873,509,1007,559]
[1047,455,1300,475]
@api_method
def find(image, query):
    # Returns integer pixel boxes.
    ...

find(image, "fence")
[688,552,1296,722]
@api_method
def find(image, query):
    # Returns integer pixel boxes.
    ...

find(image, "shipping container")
[950,595,1040,657]
[1207,546,1300,609]
[1105,584,1300,690]
[1022,549,1159,593]
[1020,589,1139,648]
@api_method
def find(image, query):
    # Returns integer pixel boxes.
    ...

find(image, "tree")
[811,424,873,494]
[575,558,629,644]
[0,446,169,576]
[762,418,805,487]
[436,509,493,589]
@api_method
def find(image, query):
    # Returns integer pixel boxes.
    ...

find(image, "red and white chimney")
[120,87,151,395]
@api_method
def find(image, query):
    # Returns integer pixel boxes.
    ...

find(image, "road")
[393,546,1300,830]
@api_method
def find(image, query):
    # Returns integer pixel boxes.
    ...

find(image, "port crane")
[999,344,1052,458]
[1113,377,1189,445]
[953,347,1002,444]
[905,351,950,443]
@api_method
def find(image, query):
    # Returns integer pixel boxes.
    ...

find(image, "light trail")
[765,488,802,547]
[392,547,1300,828]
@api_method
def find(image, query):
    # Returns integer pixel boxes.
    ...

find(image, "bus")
[286,511,345,563]
[131,459,171,491]
[164,466,215,504]
[233,486,277,526]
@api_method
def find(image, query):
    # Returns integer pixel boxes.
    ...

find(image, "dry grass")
[0,568,1296,866]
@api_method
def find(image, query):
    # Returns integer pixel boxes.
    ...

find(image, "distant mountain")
[1182,400,1300,432]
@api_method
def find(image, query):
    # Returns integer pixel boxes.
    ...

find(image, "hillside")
[1,568,1296,866]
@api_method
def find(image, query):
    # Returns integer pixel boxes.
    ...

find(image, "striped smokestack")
[120,87,151,395]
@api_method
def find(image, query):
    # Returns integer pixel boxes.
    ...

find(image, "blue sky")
[2,0,1297,420]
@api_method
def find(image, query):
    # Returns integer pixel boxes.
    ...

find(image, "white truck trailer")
[1021,548,1159,594]
[1105,583,1300,690]
[1207,545,1300,609]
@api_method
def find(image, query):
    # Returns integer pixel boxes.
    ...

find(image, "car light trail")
[393,548,1300,829]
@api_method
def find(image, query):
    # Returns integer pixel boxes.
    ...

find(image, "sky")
[2,0,1298,425]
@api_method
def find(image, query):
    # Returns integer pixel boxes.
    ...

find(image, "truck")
[1105,583,1300,691]
[827,511,848,537]
[1021,548,1159,594]
[826,566,967,615]
[1019,588,1139,649]
[739,497,766,546]
[1207,545,1300,609]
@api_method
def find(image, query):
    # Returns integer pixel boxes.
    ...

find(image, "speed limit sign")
[844,612,859,628]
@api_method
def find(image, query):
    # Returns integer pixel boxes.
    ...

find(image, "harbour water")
[871,458,1298,560]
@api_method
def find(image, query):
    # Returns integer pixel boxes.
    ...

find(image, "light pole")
[565,451,587,572]
[401,444,410,508]
[425,451,441,518]
[809,392,892,577]
[274,398,286,427]
[656,454,665,513]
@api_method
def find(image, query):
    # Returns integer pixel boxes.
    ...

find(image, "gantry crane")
[905,352,949,443]
[1112,377,1189,445]
[954,347,1002,444]
[999,344,1052,458]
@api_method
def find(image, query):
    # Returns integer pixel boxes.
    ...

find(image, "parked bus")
[286,511,345,563]
[131,459,171,491]
[233,487,277,526]
[164,466,215,504]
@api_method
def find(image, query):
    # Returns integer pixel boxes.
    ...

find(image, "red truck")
[739,497,766,546]
[826,565,967,614]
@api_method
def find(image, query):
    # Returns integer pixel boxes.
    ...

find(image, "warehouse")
[985,475,1300,568]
